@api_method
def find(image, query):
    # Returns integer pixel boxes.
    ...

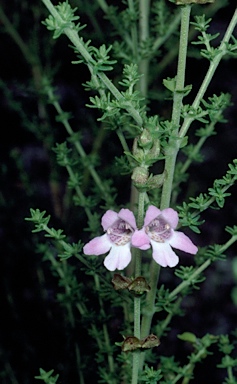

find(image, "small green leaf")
[163,77,176,92]
[178,332,197,343]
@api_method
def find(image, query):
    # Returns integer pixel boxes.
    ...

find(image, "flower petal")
[132,229,150,250]
[118,208,137,229]
[144,205,161,226]
[83,234,111,255]
[151,241,179,268]
[161,208,179,229]
[101,210,119,231]
[169,231,198,254]
[104,243,131,271]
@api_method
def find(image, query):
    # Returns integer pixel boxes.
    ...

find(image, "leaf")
[177,332,197,343]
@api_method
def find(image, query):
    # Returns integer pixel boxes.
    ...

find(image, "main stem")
[131,191,146,384]
[139,4,191,369]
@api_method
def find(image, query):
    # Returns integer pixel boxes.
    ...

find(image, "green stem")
[139,5,191,370]
[138,0,150,97]
[128,0,139,59]
[179,7,237,139]
[161,4,191,209]
[131,191,145,384]
[117,128,133,164]
[227,366,234,382]
[132,297,141,384]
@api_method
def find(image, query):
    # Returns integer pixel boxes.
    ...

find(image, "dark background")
[0,1,237,383]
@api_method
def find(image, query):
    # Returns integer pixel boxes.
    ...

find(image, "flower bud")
[131,166,149,189]
[138,128,153,150]
[147,173,165,190]
[149,140,160,160]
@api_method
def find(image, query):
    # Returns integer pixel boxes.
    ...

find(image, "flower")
[83,208,148,271]
[132,205,198,268]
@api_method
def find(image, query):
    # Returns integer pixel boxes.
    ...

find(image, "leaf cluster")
[42,0,85,39]
[35,368,59,384]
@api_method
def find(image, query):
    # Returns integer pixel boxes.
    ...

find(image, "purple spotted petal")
[101,210,119,231]
[150,240,179,268]
[161,208,179,229]
[104,243,131,271]
[169,231,198,254]
[144,205,161,226]
[83,234,111,256]
[132,229,150,250]
[118,208,137,229]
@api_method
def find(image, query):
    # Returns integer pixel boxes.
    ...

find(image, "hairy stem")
[138,0,150,97]
[139,5,191,369]
[131,191,146,384]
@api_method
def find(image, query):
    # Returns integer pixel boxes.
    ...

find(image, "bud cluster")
[131,128,163,191]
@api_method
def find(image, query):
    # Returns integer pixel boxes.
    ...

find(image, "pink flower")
[132,205,198,268]
[83,208,148,271]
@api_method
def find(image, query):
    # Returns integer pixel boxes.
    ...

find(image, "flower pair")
[83,206,198,271]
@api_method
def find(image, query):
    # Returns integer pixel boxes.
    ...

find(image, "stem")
[179,7,237,139]
[128,0,139,60]
[132,297,141,384]
[227,366,234,382]
[117,128,132,164]
[161,4,191,209]
[138,0,150,97]
[139,5,191,370]
[131,191,145,384]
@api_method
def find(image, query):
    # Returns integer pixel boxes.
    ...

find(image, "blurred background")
[0,0,237,383]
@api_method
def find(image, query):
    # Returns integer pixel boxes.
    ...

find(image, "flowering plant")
[1,0,237,383]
